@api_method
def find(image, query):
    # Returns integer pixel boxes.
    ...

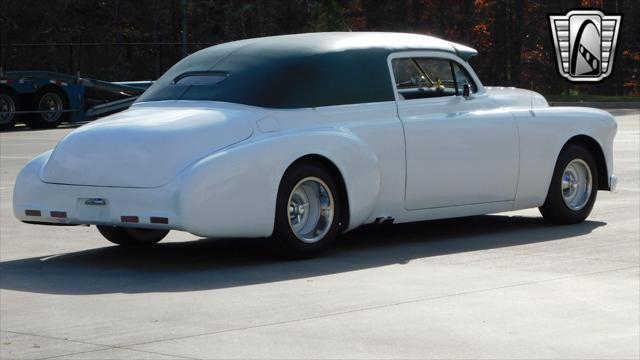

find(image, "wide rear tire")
[271,162,342,259]
[539,144,598,225]
[97,225,169,247]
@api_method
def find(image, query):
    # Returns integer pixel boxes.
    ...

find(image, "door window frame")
[386,51,485,103]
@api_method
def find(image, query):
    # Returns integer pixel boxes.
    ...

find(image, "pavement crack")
[120,264,639,349]
[2,330,110,349]
[41,346,196,360]
[1,330,195,360]
[39,348,115,360]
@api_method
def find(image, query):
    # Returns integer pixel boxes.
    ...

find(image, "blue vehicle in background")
[0,70,152,131]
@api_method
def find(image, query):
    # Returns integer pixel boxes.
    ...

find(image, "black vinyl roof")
[137,32,478,108]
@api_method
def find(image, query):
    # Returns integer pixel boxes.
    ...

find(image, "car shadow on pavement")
[0,215,605,295]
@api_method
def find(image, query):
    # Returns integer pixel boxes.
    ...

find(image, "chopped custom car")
[14,32,617,258]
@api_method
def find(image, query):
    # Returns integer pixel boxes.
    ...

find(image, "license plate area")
[77,198,111,222]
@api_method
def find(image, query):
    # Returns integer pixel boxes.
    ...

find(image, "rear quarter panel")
[177,101,405,237]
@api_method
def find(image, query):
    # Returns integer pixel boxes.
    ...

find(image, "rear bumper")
[13,151,182,230]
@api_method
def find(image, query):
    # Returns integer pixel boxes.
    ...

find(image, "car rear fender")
[13,150,53,219]
[177,129,381,238]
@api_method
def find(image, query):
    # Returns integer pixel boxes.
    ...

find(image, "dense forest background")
[1,0,638,96]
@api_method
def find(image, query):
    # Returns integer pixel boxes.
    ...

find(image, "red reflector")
[150,217,169,224]
[25,210,41,216]
[50,211,67,218]
[121,216,139,223]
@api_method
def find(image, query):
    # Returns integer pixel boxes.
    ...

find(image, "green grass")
[545,94,640,102]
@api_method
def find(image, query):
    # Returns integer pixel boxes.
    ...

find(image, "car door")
[390,52,519,210]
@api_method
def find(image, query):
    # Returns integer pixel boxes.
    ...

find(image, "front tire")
[539,144,598,224]
[271,162,342,259]
[97,225,169,247]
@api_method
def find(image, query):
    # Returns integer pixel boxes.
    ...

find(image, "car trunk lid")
[40,101,257,188]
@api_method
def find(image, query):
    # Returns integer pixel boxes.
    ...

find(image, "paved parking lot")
[1,109,638,359]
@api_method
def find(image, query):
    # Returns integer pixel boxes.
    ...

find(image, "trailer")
[0,70,153,131]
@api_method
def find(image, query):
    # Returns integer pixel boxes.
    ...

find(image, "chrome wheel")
[561,159,592,211]
[0,94,16,125]
[287,176,334,243]
[37,92,63,123]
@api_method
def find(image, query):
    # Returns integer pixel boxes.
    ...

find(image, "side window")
[392,59,429,89]
[452,62,477,94]
[392,58,456,100]
[414,58,456,91]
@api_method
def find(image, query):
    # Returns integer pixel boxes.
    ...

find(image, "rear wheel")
[271,162,342,259]
[0,87,19,131]
[539,144,598,224]
[97,225,169,247]
[24,86,68,129]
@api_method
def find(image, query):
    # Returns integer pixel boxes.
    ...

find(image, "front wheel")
[539,144,598,224]
[97,225,169,247]
[271,162,342,259]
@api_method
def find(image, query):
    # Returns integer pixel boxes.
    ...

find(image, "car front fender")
[514,106,617,209]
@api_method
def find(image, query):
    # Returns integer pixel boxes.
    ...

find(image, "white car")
[13,32,617,258]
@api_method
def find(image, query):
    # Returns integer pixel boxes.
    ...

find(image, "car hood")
[485,87,548,109]
[40,101,257,188]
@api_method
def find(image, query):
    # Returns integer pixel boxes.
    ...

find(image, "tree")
[0,0,637,96]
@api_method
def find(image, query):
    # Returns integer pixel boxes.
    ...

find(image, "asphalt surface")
[0,109,638,360]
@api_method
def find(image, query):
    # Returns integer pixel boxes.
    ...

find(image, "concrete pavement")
[0,109,638,359]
